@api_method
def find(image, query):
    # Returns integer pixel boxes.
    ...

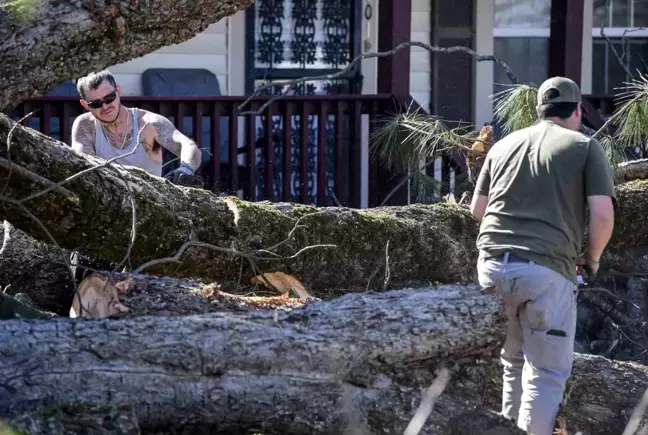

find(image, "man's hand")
[163,163,204,187]
[576,255,599,282]
[147,111,202,171]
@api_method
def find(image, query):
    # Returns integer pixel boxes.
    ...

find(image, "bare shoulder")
[138,108,171,126]
[72,112,96,131]
[71,113,97,155]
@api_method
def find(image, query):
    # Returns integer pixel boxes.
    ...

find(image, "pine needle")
[492,84,539,136]
[369,105,481,202]
[612,72,648,149]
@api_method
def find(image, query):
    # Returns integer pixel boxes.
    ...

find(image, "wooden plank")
[299,102,309,204]
[263,105,275,201]
[316,101,328,206]
[210,103,222,194]
[282,102,293,202]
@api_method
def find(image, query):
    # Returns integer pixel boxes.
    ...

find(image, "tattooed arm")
[147,112,201,172]
[70,115,97,156]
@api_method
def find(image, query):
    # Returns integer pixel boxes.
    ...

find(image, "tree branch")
[600,0,635,80]
[237,41,519,116]
[0,0,255,111]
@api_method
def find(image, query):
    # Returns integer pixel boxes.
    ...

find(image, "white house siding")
[410,0,432,111]
[108,19,229,96]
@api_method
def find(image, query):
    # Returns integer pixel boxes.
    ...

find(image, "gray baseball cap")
[537,76,582,106]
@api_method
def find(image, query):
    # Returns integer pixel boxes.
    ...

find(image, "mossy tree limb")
[0,0,254,111]
[0,115,480,297]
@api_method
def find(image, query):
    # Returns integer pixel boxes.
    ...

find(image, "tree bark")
[2,282,648,434]
[0,114,481,295]
[5,404,140,435]
[0,220,75,314]
[0,283,518,434]
[0,0,254,111]
[615,158,648,183]
[69,272,316,318]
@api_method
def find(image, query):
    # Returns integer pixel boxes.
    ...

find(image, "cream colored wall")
[107,0,431,109]
[410,0,431,111]
[109,20,229,96]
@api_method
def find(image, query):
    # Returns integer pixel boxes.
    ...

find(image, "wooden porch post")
[548,0,584,84]
[369,0,413,207]
[548,0,603,130]
[377,0,412,97]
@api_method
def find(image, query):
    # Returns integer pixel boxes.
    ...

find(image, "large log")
[1,283,647,435]
[0,115,480,295]
[0,0,254,111]
[0,284,515,434]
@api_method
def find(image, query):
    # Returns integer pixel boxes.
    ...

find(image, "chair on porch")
[140,68,265,195]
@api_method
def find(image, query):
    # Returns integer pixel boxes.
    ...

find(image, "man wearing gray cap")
[470,77,616,434]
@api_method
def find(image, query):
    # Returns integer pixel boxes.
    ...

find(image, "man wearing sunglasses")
[70,69,201,182]
[470,77,616,434]
[69,70,203,285]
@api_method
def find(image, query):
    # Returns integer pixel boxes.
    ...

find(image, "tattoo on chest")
[104,128,133,149]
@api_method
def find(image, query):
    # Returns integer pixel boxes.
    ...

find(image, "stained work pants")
[477,251,578,435]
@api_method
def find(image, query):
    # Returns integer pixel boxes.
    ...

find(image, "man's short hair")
[536,102,579,120]
[76,70,117,100]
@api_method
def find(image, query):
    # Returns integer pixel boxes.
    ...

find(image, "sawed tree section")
[0,114,481,295]
[0,0,254,111]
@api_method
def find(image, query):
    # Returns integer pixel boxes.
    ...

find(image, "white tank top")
[94,108,162,177]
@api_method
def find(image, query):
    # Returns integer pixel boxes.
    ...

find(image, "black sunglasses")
[85,90,117,109]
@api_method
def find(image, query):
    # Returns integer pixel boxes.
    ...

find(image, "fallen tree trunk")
[615,158,648,183]
[1,283,647,435]
[0,284,514,434]
[0,115,480,295]
[0,0,253,111]
[469,352,648,435]
[2,115,648,291]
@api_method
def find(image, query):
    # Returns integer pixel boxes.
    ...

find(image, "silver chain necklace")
[101,107,131,150]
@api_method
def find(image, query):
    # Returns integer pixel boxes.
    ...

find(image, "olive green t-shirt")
[475,120,616,283]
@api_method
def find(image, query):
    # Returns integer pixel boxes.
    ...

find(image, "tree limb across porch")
[0,0,254,111]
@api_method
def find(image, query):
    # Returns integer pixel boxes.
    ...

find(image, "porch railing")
[9,95,414,208]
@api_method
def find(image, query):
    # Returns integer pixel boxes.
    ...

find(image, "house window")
[493,0,551,94]
[246,0,362,95]
[592,0,648,96]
